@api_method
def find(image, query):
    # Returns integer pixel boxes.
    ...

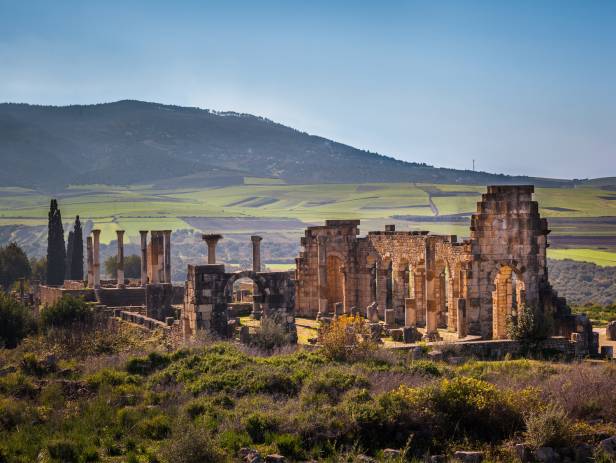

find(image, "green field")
[1,181,615,262]
[547,248,616,266]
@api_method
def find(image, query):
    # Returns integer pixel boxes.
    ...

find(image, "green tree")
[0,242,32,289]
[30,256,47,283]
[46,199,66,285]
[0,291,36,348]
[104,254,141,279]
[66,216,84,281]
[507,305,549,342]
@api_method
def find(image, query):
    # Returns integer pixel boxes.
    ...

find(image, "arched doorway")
[224,271,267,317]
[232,277,254,303]
[326,255,344,311]
[492,265,525,339]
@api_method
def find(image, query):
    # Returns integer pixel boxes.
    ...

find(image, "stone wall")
[39,285,96,306]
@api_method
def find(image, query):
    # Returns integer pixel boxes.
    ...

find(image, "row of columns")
[85,229,172,288]
[201,233,262,272]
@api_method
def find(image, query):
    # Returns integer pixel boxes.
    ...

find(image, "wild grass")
[1,321,616,462]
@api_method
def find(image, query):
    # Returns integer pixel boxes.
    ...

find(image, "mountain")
[0,100,572,189]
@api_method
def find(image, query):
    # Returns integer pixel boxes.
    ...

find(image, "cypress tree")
[46,199,66,286]
[70,216,84,280]
[65,231,74,280]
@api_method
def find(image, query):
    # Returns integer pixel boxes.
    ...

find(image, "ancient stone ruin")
[182,234,295,338]
[295,185,590,342]
[35,185,595,352]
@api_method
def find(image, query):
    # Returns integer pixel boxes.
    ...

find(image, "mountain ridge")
[0,100,575,190]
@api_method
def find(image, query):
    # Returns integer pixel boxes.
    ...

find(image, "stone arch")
[224,270,268,305]
[491,264,526,339]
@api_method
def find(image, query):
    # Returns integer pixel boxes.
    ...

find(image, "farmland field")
[1,180,615,267]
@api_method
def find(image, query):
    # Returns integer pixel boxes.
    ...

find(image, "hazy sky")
[1,1,615,179]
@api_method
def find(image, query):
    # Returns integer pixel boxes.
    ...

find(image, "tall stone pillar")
[116,230,125,288]
[139,231,148,286]
[202,234,223,265]
[163,230,172,283]
[86,236,93,288]
[150,231,163,284]
[251,235,262,272]
[456,298,467,339]
[405,298,417,327]
[92,229,101,288]
[317,235,328,315]
[414,268,426,325]
[250,235,263,318]
[424,239,438,338]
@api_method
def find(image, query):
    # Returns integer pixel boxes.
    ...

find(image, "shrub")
[0,399,27,430]
[274,433,305,460]
[41,295,93,330]
[244,412,277,444]
[20,352,57,377]
[47,438,80,463]
[320,314,376,361]
[302,368,369,405]
[408,359,443,377]
[126,352,171,375]
[138,414,171,440]
[507,306,549,342]
[160,424,223,463]
[250,317,291,350]
[0,291,36,348]
[524,402,574,449]
[429,376,524,441]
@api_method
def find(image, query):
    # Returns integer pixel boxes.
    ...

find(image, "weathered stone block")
[390,328,403,342]
[453,451,484,463]
[607,321,616,341]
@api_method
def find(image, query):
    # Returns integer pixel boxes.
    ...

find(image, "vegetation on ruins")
[507,306,550,343]
[104,254,141,279]
[46,199,66,286]
[0,242,31,290]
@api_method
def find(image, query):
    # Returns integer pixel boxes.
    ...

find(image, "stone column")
[150,231,163,284]
[116,230,125,288]
[92,229,101,288]
[424,240,438,337]
[163,230,172,283]
[250,235,263,318]
[139,231,148,286]
[202,234,223,264]
[317,235,328,315]
[86,236,94,288]
[251,235,262,272]
[405,298,417,327]
[456,298,467,339]
[414,268,426,325]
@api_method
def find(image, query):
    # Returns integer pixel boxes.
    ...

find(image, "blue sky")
[1,0,615,179]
